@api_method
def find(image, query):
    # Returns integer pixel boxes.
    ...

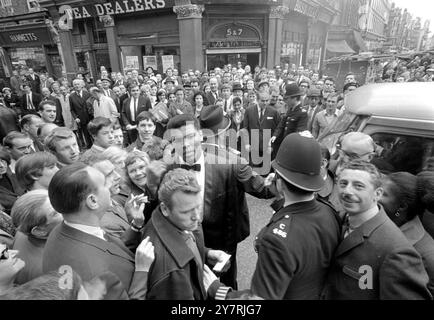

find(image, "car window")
[371,133,434,175]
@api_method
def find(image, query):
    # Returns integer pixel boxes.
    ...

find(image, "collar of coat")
[151,207,199,269]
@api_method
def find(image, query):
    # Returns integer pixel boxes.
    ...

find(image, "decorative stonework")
[45,19,60,43]
[269,6,289,19]
[173,4,204,19]
[99,15,115,27]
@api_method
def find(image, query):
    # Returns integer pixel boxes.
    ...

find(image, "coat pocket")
[342,265,362,280]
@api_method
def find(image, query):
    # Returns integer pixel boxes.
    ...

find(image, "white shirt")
[93,95,118,122]
[130,96,138,122]
[64,221,106,241]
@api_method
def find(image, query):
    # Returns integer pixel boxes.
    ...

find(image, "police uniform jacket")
[273,103,308,141]
[322,207,432,300]
[251,199,341,299]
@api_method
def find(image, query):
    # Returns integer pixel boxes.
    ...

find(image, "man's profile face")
[113,128,124,147]
[163,191,202,231]
[55,136,80,164]
[26,116,44,138]
[338,169,382,215]
[9,137,33,160]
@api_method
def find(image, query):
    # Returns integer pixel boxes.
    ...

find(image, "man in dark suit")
[148,114,276,289]
[2,88,20,113]
[69,79,92,148]
[121,84,151,143]
[43,162,155,300]
[205,77,220,105]
[26,68,41,94]
[270,83,308,154]
[19,83,42,116]
[322,160,432,300]
[242,92,281,168]
[0,104,20,143]
[144,168,232,300]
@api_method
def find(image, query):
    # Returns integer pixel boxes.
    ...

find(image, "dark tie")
[133,97,137,118]
[170,163,201,172]
[224,99,228,112]
[259,109,263,122]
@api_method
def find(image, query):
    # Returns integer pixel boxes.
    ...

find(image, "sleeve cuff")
[215,286,232,300]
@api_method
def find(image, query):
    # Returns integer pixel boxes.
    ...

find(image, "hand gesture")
[125,193,147,227]
[206,250,231,273]
[135,236,155,272]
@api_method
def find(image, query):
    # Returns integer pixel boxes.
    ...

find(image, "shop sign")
[58,0,173,21]
[208,23,261,49]
[293,0,319,19]
[0,27,52,47]
[209,40,261,48]
[125,56,139,70]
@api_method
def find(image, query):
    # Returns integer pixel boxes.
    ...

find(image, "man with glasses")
[2,131,34,173]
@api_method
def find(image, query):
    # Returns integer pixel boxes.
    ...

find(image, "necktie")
[185,231,203,270]
[342,215,353,239]
[27,94,34,109]
[259,109,263,122]
[224,99,228,112]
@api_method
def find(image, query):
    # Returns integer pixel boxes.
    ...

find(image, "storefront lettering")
[9,33,38,42]
[209,40,261,48]
[226,28,243,37]
[59,0,167,20]
[294,0,318,18]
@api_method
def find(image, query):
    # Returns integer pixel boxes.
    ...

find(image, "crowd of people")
[0,58,433,300]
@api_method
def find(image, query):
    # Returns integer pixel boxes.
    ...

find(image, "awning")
[353,30,368,52]
[327,40,355,54]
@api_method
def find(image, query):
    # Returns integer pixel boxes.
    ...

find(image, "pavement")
[236,194,274,290]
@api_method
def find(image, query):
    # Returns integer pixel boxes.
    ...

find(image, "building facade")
[32,0,337,81]
[0,0,63,79]
[359,0,391,50]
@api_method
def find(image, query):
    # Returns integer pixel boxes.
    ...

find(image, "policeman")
[250,132,341,299]
[269,83,308,152]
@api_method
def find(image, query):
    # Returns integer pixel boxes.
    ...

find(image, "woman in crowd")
[152,89,170,138]
[379,172,434,295]
[11,189,63,285]
[193,91,207,119]
[125,150,159,224]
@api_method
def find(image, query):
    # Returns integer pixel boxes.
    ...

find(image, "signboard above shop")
[207,22,262,49]
[59,0,174,20]
[0,26,53,48]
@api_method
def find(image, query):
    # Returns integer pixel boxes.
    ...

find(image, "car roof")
[346,83,434,121]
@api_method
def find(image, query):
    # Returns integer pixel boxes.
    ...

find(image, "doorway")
[206,50,261,70]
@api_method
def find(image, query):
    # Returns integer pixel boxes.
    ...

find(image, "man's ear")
[30,225,48,239]
[160,203,169,217]
[374,187,384,202]
[86,194,99,210]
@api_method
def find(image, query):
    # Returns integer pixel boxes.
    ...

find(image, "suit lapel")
[335,208,388,257]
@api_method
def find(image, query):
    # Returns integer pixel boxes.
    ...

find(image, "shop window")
[281,42,304,67]
[9,47,46,72]
[92,19,107,44]
[72,21,87,46]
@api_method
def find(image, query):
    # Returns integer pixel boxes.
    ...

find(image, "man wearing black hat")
[269,83,308,153]
[249,132,341,299]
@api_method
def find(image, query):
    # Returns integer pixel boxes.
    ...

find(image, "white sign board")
[161,55,174,73]
[125,56,139,70]
[143,56,157,71]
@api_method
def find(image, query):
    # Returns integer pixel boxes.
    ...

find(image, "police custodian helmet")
[271,132,324,192]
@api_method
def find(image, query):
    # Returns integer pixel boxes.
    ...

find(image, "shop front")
[205,22,262,70]
[0,22,62,78]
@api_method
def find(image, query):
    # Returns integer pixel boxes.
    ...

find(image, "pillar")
[173,2,204,72]
[303,18,314,68]
[101,15,121,73]
[58,29,78,83]
[267,6,289,68]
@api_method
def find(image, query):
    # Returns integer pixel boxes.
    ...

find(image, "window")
[371,133,434,175]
